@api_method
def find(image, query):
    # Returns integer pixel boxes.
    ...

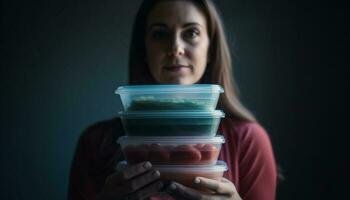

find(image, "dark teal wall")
[1,1,132,199]
[1,0,345,199]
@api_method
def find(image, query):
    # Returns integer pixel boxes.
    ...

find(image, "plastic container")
[119,110,224,136]
[154,161,227,191]
[117,135,225,165]
[115,84,224,111]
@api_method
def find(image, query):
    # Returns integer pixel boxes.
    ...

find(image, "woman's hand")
[166,177,242,200]
[97,161,163,200]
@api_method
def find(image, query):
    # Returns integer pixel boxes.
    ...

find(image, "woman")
[68,0,277,199]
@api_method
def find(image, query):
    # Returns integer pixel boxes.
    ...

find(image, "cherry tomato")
[170,145,202,164]
[194,144,205,149]
[148,144,170,164]
[123,144,150,164]
[197,144,219,164]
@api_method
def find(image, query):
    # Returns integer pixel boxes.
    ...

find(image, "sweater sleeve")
[237,123,277,200]
[68,131,99,200]
[67,118,123,200]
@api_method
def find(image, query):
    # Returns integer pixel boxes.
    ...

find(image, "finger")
[193,177,234,195]
[115,160,128,171]
[108,161,152,185]
[125,180,164,200]
[122,170,161,193]
[166,182,204,200]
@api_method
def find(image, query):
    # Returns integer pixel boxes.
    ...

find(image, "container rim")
[153,161,228,172]
[115,84,224,94]
[117,135,225,144]
[118,110,225,118]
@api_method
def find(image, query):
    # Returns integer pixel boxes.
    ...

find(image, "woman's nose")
[167,36,185,57]
[167,47,184,57]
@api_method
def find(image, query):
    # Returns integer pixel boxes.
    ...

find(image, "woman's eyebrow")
[182,22,203,28]
[148,22,204,30]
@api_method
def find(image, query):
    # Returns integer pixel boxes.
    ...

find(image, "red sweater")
[68,118,277,200]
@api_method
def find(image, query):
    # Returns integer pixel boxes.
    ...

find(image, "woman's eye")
[184,29,200,39]
[151,30,168,40]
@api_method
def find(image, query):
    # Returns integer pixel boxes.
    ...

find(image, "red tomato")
[198,144,219,164]
[123,144,149,164]
[170,145,202,164]
[163,145,176,151]
[148,144,170,164]
[194,144,205,149]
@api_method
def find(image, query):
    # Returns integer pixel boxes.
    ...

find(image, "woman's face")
[145,0,210,85]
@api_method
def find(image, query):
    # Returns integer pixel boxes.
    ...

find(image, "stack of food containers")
[115,84,227,191]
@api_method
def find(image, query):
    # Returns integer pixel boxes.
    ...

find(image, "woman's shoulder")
[220,118,271,145]
[79,117,124,144]
[83,117,123,132]
[73,118,124,172]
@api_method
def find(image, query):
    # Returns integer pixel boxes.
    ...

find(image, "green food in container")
[119,110,224,136]
[128,96,214,110]
[115,84,224,111]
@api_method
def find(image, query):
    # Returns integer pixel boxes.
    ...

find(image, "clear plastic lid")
[115,84,224,94]
[117,135,225,145]
[153,161,227,173]
[118,110,225,118]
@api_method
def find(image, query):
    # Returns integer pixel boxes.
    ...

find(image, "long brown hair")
[128,0,256,122]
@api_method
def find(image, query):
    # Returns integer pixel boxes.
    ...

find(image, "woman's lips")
[164,65,191,73]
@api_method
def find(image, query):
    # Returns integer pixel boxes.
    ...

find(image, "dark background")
[1,0,346,199]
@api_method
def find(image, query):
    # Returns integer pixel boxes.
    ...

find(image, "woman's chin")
[160,77,196,85]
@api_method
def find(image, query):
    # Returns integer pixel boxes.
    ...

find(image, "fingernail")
[153,170,160,177]
[144,162,151,169]
[193,177,200,184]
[169,183,176,191]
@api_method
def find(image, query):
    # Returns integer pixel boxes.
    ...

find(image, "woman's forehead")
[146,0,207,28]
